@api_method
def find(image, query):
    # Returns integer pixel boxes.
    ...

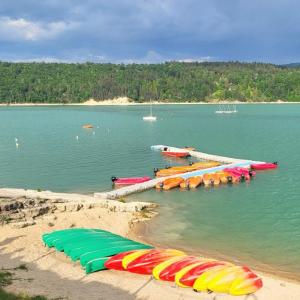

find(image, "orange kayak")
[211,173,221,185]
[156,177,184,190]
[180,176,202,189]
[216,171,232,184]
[203,173,214,186]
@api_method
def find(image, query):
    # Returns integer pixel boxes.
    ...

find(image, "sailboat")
[143,100,157,121]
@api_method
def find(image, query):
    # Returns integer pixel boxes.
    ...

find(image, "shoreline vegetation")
[0,62,299,104]
[1,188,300,299]
[1,97,300,106]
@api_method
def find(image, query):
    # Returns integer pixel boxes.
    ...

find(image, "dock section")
[95,145,261,200]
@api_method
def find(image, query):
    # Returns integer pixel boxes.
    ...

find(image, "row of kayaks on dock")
[43,228,263,296]
[156,167,256,190]
[111,162,278,187]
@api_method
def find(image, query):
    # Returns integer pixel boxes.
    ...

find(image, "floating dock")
[95,145,260,200]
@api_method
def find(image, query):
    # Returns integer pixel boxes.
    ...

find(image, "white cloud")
[0,16,76,41]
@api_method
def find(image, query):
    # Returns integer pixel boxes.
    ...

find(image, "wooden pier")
[94,145,261,200]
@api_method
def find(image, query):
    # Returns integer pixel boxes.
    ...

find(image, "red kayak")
[162,151,190,158]
[153,256,201,282]
[111,176,151,185]
[125,249,185,275]
[251,162,278,170]
[175,261,228,288]
[104,250,137,271]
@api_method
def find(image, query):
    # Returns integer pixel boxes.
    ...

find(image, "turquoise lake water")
[0,104,299,278]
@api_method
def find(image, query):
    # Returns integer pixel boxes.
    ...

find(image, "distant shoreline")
[0,100,300,106]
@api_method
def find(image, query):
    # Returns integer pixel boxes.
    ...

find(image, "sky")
[0,0,299,64]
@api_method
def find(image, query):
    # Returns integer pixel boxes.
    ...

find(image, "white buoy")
[15,138,18,142]
[93,131,95,135]
[16,142,19,148]
[76,135,79,140]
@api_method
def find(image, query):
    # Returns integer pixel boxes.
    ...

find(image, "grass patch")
[118,197,126,203]
[0,270,48,300]
[0,215,12,225]
[14,264,28,272]
[0,289,48,300]
[0,271,13,287]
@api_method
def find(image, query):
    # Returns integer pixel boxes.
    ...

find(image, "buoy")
[15,138,18,142]
[76,136,79,140]
[93,131,95,135]
[16,142,19,148]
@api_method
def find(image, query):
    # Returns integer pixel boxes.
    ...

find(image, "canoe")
[229,270,263,296]
[104,250,138,271]
[180,176,202,189]
[111,176,151,185]
[153,256,201,282]
[203,173,215,186]
[175,261,229,288]
[216,171,233,184]
[251,162,278,170]
[193,265,230,292]
[224,168,250,181]
[162,151,190,158]
[156,177,184,190]
[207,266,252,294]
[124,249,186,275]
[211,173,221,185]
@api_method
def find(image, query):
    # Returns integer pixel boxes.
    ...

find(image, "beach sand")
[1,201,300,300]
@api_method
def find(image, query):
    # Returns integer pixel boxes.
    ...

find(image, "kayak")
[224,168,251,181]
[216,171,233,184]
[162,151,190,158]
[193,265,230,292]
[230,270,263,296]
[251,162,278,170]
[111,176,151,185]
[193,265,262,296]
[104,250,137,271]
[206,266,252,294]
[124,249,186,275]
[203,173,215,186]
[180,176,202,189]
[211,173,221,185]
[156,177,184,190]
[153,256,201,282]
[175,261,229,288]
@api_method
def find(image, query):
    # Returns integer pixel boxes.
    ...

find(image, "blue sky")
[0,0,299,63]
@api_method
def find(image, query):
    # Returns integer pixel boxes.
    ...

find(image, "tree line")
[0,61,299,103]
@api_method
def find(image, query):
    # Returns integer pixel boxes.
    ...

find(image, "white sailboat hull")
[143,116,157,121]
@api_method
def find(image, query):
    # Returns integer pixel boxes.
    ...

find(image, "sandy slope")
[1,206,300,300]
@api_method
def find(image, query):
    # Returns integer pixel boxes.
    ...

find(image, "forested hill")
[0,61,299,103]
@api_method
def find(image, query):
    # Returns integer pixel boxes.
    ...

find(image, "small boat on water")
[82,124,94,129]
[112,176,151,186]
[156,177,184,190]
[251,162,278,170]
[162,150,190,158]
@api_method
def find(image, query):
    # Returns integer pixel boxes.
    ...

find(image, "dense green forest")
[0,61,299,103]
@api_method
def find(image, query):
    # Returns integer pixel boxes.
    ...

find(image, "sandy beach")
[1,188,300,300]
